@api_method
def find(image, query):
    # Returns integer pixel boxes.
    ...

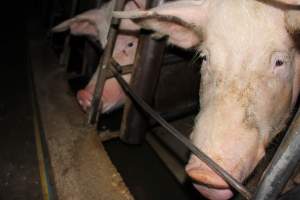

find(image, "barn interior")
[1,0,300,200]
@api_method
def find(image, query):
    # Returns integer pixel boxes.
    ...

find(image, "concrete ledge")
[29,39,133,200]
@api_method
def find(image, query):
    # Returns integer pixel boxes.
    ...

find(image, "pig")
[113,0,300,199]
[52,0,145,112]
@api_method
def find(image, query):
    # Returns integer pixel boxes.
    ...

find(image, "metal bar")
[88,0,127,124]
[120,33,167,144]
[109,63,252,200]
[119,0,186,144]
[119,0,167,144]
[253,108,300,200]
[59,0,79,66]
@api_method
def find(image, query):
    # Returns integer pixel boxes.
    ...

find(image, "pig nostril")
[122,50,128,56]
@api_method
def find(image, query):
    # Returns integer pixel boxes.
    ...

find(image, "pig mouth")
[186,163,247,199]
[193,184,234,200]
[188,169,234,199]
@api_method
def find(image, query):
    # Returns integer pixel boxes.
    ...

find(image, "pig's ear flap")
[113,0,210,49]
[279,0,300,33]
[52,2,114,47]
[285,10,300,34]
[51,16,99,36]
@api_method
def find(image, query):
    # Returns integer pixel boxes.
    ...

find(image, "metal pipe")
[88,0,127,124]
[119,0,167,144]
[59,0,79,66]
[109,62,252,200]
[253,108,300,200]
[120,32,167,144]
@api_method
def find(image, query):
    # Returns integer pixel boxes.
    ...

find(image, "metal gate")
[55,0,300,199]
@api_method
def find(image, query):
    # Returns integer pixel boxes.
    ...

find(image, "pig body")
[53,0,145,112]
[114,0,300,199]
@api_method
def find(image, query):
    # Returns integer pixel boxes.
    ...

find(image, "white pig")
[52,0,145,112]
[113,0,300,199]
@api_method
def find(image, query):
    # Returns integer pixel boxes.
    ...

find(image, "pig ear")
[285,10,300,34]
[275,0,300,5]
[52,15,99,37]
[52,2,114,47]
[278,0,300,33]
[113,0,210,49]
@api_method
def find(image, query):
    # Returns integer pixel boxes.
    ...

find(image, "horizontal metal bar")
[109,61,252,200]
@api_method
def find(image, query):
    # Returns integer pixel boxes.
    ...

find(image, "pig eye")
[271,52,290,69]
[271,51,292,79]
[127,42,134,47]
[275,60,284,67]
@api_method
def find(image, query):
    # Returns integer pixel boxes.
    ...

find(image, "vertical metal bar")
[81,1,104,77]
[120,0,168,144]
[253,107,300,200]
[120,33,167,144]
[88,0,126,124]
[59,0,78,66]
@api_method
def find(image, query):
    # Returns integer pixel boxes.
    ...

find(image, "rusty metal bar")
[109,62,252,200]
[253,107,300,200]
[88,0,127,124]
[120,33,167,144]
[120,0,167,144]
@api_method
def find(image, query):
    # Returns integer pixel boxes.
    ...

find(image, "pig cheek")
[254,79,292,143]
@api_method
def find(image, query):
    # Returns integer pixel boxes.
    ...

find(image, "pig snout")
[76,74,131,113]
[77,89,92,111]
[185,108,266,200]
[185,155,235,200]
[185,146,265,200]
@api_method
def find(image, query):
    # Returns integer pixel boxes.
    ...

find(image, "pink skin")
[114,0,300,199]
[52,0,145,112]
[75,0,144,112]
[77,74,131,112]
[76,33,138,112]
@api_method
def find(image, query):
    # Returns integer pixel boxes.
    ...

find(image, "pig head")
[52,0,146,112]
[52,0,145,66]
[114,0,300,199]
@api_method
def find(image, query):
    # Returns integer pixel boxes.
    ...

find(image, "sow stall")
[44,0,300,199]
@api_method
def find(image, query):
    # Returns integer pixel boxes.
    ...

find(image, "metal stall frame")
[88,0,127,124]
[109,60,300,200]
[82,1,300,200]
